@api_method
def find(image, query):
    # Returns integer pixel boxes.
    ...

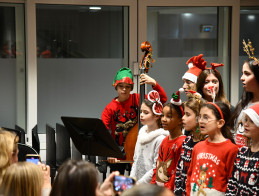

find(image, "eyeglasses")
[242,116,255,126]
[196,116,216,123]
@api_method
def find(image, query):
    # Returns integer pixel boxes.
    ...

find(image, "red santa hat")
[243,103,259,127]
[171,88,184,106]
[170,88,184,116]
[182,54,207,83]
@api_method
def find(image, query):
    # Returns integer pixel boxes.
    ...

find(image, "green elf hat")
[113,67,134,88]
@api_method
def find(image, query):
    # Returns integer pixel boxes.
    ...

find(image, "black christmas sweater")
[174,136,200,196]
[226,146,259,195]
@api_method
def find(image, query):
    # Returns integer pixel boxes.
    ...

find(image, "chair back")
[18,143,38,161]
[32,125,40,153]
[71,141,82,160]
[46,124,56,183]
[2,127,22,143]
[56,123,71,168]
[15,125,26,144]
[46,124,56,167]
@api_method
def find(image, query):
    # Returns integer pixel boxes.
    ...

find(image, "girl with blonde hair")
[1,162,43,196]
[0,128,19,182]
[174,93,205,196]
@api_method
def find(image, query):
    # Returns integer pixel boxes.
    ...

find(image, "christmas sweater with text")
[101,82,167,146]
[151,135,186,190]
[174,136,200,196]
[186,138,238,196]
[226,146,259,195]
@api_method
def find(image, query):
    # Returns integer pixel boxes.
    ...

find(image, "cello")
[124,41,155,163]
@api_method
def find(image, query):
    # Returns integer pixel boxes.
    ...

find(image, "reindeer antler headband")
[243,39,259,65]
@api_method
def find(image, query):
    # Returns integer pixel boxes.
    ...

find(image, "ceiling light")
[89,7,101,10]
[248,15,255,20]
[183,13,192,17]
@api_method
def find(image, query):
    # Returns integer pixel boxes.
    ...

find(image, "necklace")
[248,148,259,158]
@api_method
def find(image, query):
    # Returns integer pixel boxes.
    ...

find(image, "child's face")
[198,106,219,135]
[202,74,219,100]
[182,79,196,95]
[182,106,198,132]
[140,103,158,127]
[116,83,132,100]
[161,105,181,131]
[241,62,259,93]
[243,114,259,140]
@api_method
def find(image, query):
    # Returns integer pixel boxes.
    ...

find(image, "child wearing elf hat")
[101,67,167,174]
[151,88,186,190]
[226,103,259,195]
[182,54,207,96]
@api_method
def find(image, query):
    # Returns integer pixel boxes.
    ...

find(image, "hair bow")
[147,90,163,115]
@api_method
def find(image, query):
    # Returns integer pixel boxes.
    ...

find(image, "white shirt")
[130,125,169,183]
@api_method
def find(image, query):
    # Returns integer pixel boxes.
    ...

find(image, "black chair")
[71,142,82,160]
[56,123,71,168]
[15,125,26,144]
[18,143,38,161]
[46,124,56,183]
[32,125,40,154]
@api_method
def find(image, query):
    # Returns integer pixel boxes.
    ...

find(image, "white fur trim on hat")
[170,98,182,106]
[243,108,259,127]
[182,72,197,83]
[179,88,184,93]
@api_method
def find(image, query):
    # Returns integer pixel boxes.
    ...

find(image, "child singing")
[174,91,205,196]
[130,90,169,183]
[151,89,186,190]
[226,103,259,195]
[186,102,238,196]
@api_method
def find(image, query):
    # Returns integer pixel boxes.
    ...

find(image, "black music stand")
[61,117,124,161]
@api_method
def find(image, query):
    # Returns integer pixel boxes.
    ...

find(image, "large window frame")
[15,0,137,143]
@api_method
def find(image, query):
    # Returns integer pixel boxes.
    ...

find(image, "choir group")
[102,40,259,195]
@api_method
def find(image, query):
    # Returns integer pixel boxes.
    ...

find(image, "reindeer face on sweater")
[156,158,173,183]
[156,146,173,183]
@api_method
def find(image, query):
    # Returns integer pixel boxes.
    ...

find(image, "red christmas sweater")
[101,82,167,146]
[151,135,186,190]
[186,138,238,196]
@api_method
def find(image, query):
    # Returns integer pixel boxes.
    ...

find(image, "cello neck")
[138,68,145,129]
[137,41,154,130]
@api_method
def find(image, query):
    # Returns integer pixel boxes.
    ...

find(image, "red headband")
[207,102,224,120]
[180,106,184,117]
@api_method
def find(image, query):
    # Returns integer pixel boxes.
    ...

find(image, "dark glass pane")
[36,5,124,58]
